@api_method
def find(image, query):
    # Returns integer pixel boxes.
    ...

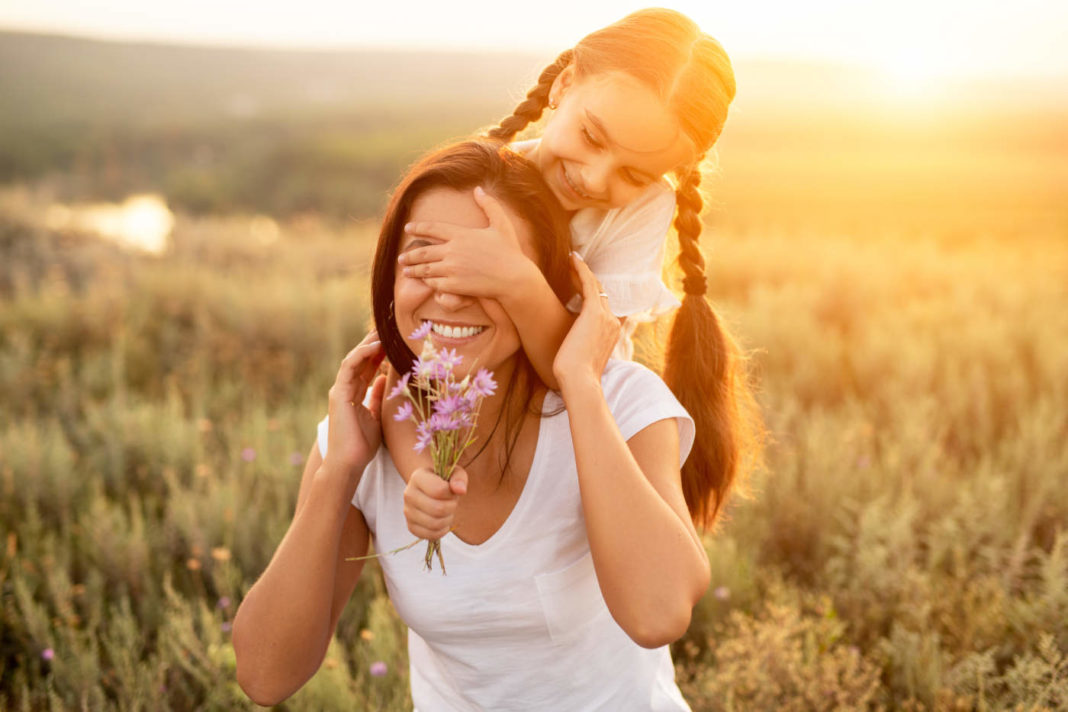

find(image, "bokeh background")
[1,1,1066,709]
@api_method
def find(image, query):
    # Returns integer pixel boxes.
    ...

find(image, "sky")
[1,0,1067,81]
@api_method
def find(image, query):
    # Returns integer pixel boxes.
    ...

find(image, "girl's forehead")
[572,71,695,168]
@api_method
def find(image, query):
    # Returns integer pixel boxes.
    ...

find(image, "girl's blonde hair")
[487,8,762,528]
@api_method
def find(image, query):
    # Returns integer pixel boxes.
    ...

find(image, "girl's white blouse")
[317,360,695,711]
[513,139,681,360]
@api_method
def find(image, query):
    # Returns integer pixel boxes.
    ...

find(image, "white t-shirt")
[317,360,696,711]
[512,139,681,360]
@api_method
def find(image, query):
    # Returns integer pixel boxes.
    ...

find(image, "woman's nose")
[434,290,474,310]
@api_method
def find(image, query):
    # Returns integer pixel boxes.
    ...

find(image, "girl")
[395,7,751,529]
[232,140,735,710]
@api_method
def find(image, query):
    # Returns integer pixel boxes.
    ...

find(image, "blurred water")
[44,194,174,255]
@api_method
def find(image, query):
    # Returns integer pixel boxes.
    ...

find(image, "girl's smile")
[529,68,696,213]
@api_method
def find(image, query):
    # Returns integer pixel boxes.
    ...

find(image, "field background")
[1,30,1067,710]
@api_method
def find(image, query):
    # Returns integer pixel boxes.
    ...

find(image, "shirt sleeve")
[574,182,681,321]
[601,361,694,467]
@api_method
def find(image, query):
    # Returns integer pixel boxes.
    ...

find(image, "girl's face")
[394,187,537,377]
[531,67,696,213]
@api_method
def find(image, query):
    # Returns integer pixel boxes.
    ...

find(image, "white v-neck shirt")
[317,360,695,711]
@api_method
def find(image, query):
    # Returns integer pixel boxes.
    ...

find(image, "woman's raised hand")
[553,253,620,390]
[403,466,469,540]
[324,330,387,482]
[397,187,537,300]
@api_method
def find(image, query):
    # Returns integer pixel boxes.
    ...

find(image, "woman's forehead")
[404,187,539,261]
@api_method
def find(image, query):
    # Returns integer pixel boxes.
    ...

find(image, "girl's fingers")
[473,186,510,230]
[397,244,446,266]
[404,221,468,242]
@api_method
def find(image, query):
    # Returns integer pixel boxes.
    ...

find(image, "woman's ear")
[549,65,576,107]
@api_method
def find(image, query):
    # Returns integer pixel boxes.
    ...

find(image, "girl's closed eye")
[580,126,603,149]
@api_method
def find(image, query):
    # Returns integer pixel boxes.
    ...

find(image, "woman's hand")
[553,253,620,390]
[403,466,468,540]
[324,330,387,482]
[397,187,537,300]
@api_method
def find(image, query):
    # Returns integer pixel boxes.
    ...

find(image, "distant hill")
[1,30,1065,223]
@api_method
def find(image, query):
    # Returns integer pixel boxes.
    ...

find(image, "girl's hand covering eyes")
[324,330,387,482]
[397,187,535,299]
[552,253,619,389]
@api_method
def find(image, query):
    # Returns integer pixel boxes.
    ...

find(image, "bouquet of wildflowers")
[387,321,497,573]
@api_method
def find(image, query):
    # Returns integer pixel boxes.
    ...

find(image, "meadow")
[2,30,1068,712]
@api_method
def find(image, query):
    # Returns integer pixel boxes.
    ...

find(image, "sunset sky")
[2,0,1067,82]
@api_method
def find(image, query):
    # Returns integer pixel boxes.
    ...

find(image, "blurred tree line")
[0,31,542,218]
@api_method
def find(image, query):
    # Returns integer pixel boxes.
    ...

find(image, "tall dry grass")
[1,183,1066,709]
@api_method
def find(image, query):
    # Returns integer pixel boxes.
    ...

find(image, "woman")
[233,141,735,710]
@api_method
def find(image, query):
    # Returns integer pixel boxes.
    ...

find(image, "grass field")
[2,30,1068,712]
[2,181,1065,709]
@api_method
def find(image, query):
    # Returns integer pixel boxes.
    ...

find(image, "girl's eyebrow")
[584,109,679,156]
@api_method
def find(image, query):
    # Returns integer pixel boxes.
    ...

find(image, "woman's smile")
[423,319,488,343]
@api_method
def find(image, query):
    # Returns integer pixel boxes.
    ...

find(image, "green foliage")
[2,129,1067,707]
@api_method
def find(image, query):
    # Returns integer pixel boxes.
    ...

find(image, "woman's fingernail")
[571,251,585,261]
[474,186,485,196]
[404,222,414,232]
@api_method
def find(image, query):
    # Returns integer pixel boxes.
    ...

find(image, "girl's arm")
[554,254,710,649]
[398,187,574,389]
[233,334,385,706]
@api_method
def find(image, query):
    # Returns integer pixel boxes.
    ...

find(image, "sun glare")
[875,48,953,101]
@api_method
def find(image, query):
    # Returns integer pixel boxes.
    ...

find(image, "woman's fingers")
[403,467,463,539]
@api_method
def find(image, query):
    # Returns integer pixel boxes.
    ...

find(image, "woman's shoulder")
[599,361,694,461]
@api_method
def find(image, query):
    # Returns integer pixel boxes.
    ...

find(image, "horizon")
[3,0,1068,86]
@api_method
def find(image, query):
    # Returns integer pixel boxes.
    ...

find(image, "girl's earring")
[548,99,558,110]
[388,299,395,320]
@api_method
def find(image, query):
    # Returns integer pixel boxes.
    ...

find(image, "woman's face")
[393,186,539,377]
[531,67,696,213]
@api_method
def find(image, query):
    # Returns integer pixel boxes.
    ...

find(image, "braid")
[664,162,762,528]
[674,166,707,296]
[487,50,573,142]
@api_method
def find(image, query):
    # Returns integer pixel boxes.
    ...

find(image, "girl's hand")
[397,187,537,300]
[324,330,387,481]
[553,253,620,389]
[403,466,468,540]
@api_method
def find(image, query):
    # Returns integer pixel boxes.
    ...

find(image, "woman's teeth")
[430,322,485,339]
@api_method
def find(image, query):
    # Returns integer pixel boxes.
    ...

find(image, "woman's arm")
[554,254,709,649]
[233,333,384,706]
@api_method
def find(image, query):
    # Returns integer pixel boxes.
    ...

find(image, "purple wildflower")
[240,448,256,463]
[221,621,232,633]
[414,422,433,453]
[429,412,462,433]
[435,348,462,374]
[387,372,411,401]
[414,356,437,382]
[217,596,232,609]
[410,321,432,340]
[369,661,388,677]
[393,401,414,422]
[470,369,497,398]
[41,648,54,662]
[713,586,730,601]
[288,452,304,466]
[432,394,464,417]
